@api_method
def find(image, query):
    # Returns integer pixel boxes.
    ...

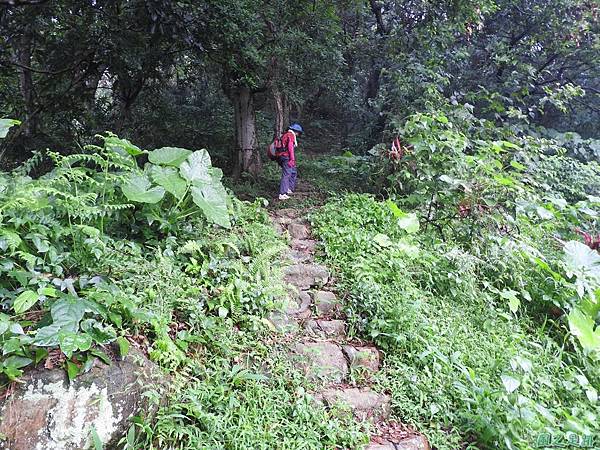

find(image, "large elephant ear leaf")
[148,147,192,167]
[0,119,21,139]
[104,135,144,156]
[191,181,230,228]
[149,165,187,199]
[121,174,165,204]
[180,150,212,183]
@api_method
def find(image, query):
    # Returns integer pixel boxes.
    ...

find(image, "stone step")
[342,345,380,372]
[365,435,430,450]
[284,291,312,320]
[267,311,300,333]
[288,222,310,239]
[291,239,317,253]
[293,341,348,382]
[318,387,391,423]
[283,263,329,290]
[304,319,346,339]
[313,290,340,316]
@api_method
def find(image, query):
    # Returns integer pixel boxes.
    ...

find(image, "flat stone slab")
[305,319,346,339]
[319,387,391,423]
[284,291,312,320]
[288,222,310,239]
[291,239,317,253]
[313,291,340,316]
[366,435,430,450]
[284,263,329,290]
[287,248,313,264]
[342,345,380,372]
[293,341,348,382]
[268,311,300,333]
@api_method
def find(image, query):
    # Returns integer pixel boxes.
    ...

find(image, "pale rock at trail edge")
[284,290,312,321]
[313,290,340,316]
[319,387,391,423]
[288,222,310,239]
[0,348,162,450]
[290,238,317,253]
[283,263,329,290]
[342,345,381,372]
[293,341,348,382]
[305,319,346,339]
[268,310,300,333]
[365,435,431,450]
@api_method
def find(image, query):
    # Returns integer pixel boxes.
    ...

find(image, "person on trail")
[277,123,303,200]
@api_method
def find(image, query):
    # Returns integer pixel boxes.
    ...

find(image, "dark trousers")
[278,157,297,194]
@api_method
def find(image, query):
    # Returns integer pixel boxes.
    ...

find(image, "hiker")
[277,123,303,200]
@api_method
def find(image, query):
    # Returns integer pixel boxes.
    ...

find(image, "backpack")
[266,136,284,161]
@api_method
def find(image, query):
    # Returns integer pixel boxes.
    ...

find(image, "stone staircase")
[269,208,430,450]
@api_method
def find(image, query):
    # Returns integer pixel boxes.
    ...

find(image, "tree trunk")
[273,89,289,138]
[14,25,36,137]
[232,86,261,178]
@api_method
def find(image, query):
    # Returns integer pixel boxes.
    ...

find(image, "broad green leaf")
[3,355,32,369]
[568,308,600,353]
[387,200,419,233]
[0,119,21,138]
[180,149,212,183]
[149,165,187,199]
[66,360,80,382]
[373,233,393,247]
[13,290,39,314]
[148,147,192,166]
[59,331,92,358]
[191,182,230,228]
[33,324,62,346]
[116,336,130,358]
[121,174,165,204]
[510,160,526,171]
[500,289,520,313]
[104,136,143,156]
[51,296,87,330]
[80,319,117,344]
[564,240,600,280]
[397,213,419,233]
[501,374,520,394]
[493,175,515,186]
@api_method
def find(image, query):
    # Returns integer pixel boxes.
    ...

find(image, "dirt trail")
[267,182,430,450]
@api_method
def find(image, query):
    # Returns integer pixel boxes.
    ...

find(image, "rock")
[288,222,310,239]
[394,435,431,450]
[0,348,162,450]
[284,291,312,321]
[284,264,329,290]
[319,387,391,423]
[365,435,430,450]
[291,239,317,253]
[293,341,348,382]
[305,319,346,339]
[287,249,313,263]
[268,311,300,333]
[274,208,300,220]
[342,345,380,372]
[365,443,395,450]
[313,291,340,316]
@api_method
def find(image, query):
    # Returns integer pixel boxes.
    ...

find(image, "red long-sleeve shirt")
[281,130,296,167]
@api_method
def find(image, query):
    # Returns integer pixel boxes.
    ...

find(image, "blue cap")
[289,123,304,133]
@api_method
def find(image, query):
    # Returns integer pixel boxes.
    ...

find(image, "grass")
[310,193,599,450]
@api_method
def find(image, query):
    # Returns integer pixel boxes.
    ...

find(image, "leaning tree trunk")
[232,86,261,178]
[14,25,36,137]
[273,89,290,138]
